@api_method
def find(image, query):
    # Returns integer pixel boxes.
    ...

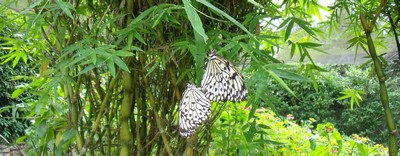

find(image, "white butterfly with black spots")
[201,49,247,102]
[178,83,211,137]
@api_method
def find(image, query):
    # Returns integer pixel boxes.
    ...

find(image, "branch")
[360,0,388,32]
[360,15,370,32]
[370,0,387,29]
[80,71,121,155]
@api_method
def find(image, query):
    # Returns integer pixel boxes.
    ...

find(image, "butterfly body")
[201,49,248,102]
[178,83,211,137]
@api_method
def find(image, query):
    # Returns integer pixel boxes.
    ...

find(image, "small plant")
[337,88,366,109]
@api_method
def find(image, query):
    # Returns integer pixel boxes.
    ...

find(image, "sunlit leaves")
[197,0,256,41]
[346,36,368,56]
[337,88,366,109]
[298,63,327,93]
[0,37,28,67]
[115,6,157,41]
[59,42,135,77]
[56,0,75,20]
[288,41,326,65]
[278,17,318,41]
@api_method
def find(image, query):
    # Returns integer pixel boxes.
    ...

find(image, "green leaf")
[298,42,323,48]
[107,59,116,77]
[267,66,310,82]
[1,52,16,65]
[62,128,76,141]
[309,68,318,92]
[197,0,256,41]
[112,55,130,72]
[116,6,157,35]
[37,121,47,137]
[67,48,94,67]
[290,41,296,58]
[337,88,365,110]
[245,120,257,142]
[115,50,134,57]
[152,9,165,28]
[78,64,96,75]
[56,0,75,20]
[285,20,294,41]
[183,0,208,43]
[12,88,27,99]
[20,0,44,14]
[292,17,318,39]
[277,18,291,29]
[266,68,297,98]
[309,134,318,150]
[91,50,97,65]
[12,51,21,67]
[133,31,146,44]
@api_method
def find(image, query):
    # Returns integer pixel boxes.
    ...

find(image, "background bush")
[273,62,400,145]
[210,101,388,155]
[0,50,32,144]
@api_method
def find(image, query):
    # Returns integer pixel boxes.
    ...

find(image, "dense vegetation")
[0,17,34,143]
[0,50,32,144]
[211,101,389,155]
[274,63,400,145]
[0,0,399,155]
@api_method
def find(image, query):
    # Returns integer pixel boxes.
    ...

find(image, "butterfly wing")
[179,83,211,137]
[201,49,247,102]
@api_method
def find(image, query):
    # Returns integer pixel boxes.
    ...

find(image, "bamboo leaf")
[115,50,135,57]
[290,42,296,58]
[292,17,317,39]
[66,48,94,67]
[183,0,208,43]
[12,87,27,99]
[56,0,75,20]
[78,64,96,75]
[61,128,75,141]
[152,9,166,28]
[285,20,294,41]
[266,68,297,98]
[107,59,116,77]
[267,66,310,82]
[113,55,130,72]
[91,50,97,65]
[197,0,256,41]
[12,52,21,67]
[277,18,291,29]
[309,69,318,92]
[133,31,146,45]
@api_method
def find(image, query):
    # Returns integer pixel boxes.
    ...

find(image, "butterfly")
[179,83,211,137]
[201,49,247,102]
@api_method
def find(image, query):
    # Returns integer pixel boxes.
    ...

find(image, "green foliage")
[210,102,388,155]
[274,63,400,145]
[1,0,399,155]
[0,11,35,143]
[337,88,366,109]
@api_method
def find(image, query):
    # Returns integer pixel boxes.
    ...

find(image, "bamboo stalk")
[140,54,173,156]
[359,1,398,154]
[120,71,133,156]
[80,72,121,155]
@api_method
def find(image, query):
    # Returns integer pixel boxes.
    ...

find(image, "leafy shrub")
[272,63,400,144]
[209,102,388,155]
[0,51,34,144]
